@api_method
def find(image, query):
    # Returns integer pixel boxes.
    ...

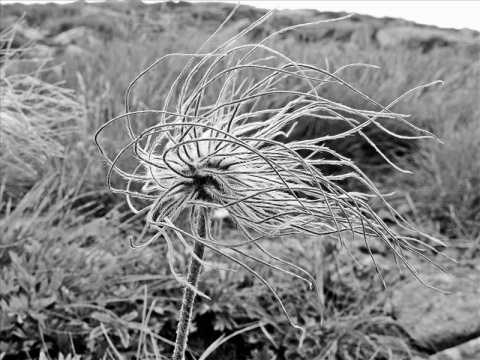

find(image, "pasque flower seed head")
[96,7,448,331]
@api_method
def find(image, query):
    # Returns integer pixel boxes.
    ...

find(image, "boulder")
[429,337,480,360]
[64,44,85,57]
[390,264,480,352]
[25,44,55,59]
[51,27,101,48]
[19,25,45,42]
[1,18,46,48]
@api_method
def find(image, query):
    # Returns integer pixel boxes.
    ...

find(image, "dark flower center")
[192,172,220,191]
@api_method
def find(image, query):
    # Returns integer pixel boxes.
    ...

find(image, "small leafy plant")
[96,6,445,359]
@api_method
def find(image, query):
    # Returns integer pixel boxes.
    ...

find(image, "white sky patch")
[1,0,479,31]
[239,1,480,31]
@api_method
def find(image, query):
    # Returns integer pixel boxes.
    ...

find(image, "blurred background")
[0,1,479,359]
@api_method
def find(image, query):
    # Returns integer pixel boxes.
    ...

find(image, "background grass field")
[1,1,479,359]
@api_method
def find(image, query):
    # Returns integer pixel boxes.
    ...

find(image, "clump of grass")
[96,7,447,359]
[0,23,84,201]
[400,122,480,240]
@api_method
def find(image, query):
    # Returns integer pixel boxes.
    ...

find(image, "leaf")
[249,347,276,360]
[116,328,130,349]
[0,267,20,296]
[120,310,138,322]
[8,252,36,288]
[32,294,57,310]
[39,350,48,360]
[152,306,165,315]
[27,310,47,323]
[3,295,29,315]
[90,311,116,325]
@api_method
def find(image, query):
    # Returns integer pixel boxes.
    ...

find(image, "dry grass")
[0,23,84,201]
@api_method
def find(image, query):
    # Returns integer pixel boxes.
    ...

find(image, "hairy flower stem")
[172,221,206,360]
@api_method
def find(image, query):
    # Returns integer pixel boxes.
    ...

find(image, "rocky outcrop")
[376,25,479,52]
[413,337,480,359]
[2,1,478,54]
[390,265,480,353]
[429,337,480,360]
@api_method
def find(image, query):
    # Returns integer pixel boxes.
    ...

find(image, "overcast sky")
[1,0,479,31]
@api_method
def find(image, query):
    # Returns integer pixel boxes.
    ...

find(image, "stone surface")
[390,264,480,352]
[26,44,55,59]
[51,27,101,48]
[376,26,477,52]
[429,337,480,360]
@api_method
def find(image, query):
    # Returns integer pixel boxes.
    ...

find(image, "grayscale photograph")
[0,0,479,359]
